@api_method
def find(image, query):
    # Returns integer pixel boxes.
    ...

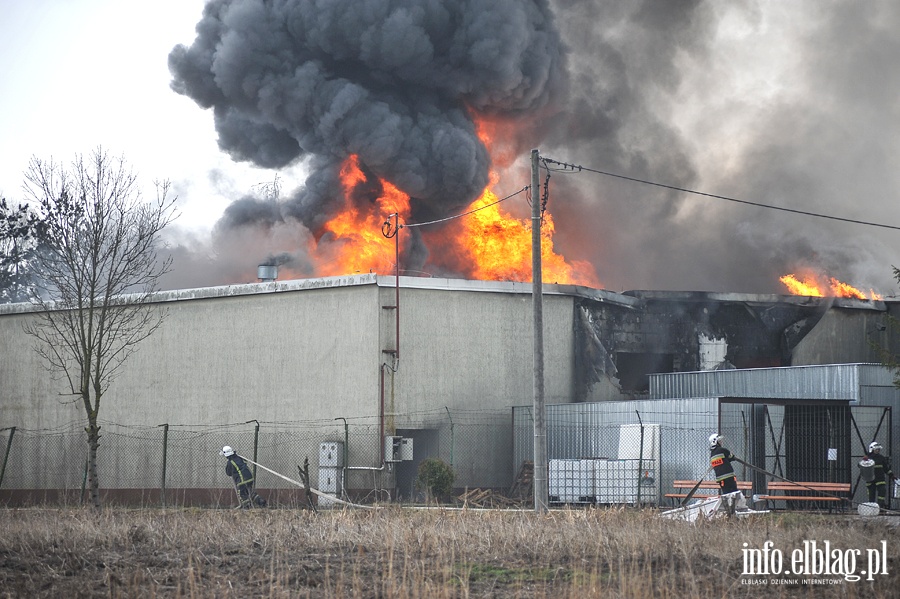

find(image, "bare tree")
[22,148,177,508]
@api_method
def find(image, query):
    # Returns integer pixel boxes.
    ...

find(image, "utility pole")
[531,148,548,513]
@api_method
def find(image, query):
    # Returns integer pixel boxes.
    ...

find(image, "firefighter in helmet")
[865,441,893,509]
[709,433,738,494]
[221,446,266,509]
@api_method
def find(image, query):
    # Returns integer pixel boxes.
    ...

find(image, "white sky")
[0,0,278,231]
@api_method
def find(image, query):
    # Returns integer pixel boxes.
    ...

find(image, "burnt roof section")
[622,289,887,311]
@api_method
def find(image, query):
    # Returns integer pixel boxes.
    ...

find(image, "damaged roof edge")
[623,289,889,311]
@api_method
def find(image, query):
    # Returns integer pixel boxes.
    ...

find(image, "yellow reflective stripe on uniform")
[229,458,255,486]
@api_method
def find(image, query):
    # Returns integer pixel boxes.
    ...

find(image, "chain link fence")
[3,400,894,508]
[515,399,718,507]
[513,399,896,509]
[0,408,514,507]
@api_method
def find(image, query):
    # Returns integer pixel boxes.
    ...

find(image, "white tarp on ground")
[659,491,766,522]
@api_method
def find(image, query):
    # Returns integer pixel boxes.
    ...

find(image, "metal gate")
[849,405,893,501]
[719,401,891,506]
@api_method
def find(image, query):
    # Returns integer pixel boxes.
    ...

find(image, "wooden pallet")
[508,461,534,500]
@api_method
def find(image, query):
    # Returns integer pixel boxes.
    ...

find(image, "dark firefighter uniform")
[865,448,894,508]
[711,443,739,494]
[225,453,256,508]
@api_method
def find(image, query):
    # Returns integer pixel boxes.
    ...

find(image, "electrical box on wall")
[319,441,344,467]
[384,435,413,462]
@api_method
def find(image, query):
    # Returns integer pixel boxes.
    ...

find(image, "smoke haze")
[164,0,900,296]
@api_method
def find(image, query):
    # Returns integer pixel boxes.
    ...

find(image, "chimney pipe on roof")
[257,264,277,282]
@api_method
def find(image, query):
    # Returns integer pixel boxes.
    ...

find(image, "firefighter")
[709,433,738,494]
[865,441,893,509]
[221,446,266,509]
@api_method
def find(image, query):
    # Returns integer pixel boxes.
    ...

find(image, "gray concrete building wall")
[0,274,585,496]
[380,279,579,488]
[387,282,576,413]
[0,275,383,430]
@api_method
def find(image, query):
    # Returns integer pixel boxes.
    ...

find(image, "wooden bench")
[665,480,752,504]
[757,481,851,509]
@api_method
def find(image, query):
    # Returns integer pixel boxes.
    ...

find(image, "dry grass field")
[0,506,897,598]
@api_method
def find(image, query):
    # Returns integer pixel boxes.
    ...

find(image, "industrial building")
[0,274,898,506]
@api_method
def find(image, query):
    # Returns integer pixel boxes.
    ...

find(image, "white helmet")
[868,441,882,453]
[220,445,235,457]
[709,433,724,449]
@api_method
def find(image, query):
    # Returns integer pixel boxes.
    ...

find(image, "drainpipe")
[380,365,386,463]
[347,374,390,476]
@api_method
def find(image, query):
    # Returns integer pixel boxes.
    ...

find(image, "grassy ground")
[0,506,897,598]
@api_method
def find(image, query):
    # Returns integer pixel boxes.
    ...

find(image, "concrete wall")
[791,307,891,365]
[381,279,578,487]
[0,276,383,430]
[387,282,575,412]
[0,275,582,495]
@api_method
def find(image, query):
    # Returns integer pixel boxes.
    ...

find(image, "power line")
[542,158,900,232]
[399,186,530,229]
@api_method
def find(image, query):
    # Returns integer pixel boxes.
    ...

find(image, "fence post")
[635,411,644,506]
[159,423,169,507]
[445,407,454,467]
[0,427,15,489]
[335,417,349,499]
[81,453,88,505]
[249,420,260,480]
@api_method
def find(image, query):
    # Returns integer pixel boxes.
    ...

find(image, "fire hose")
[680,464,715,507]
[240,455,376,510]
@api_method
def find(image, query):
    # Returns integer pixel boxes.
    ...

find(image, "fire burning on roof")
[168,0,589,285]
[165,1,899,296]
[307,152,600,286]
[779,272,882,300]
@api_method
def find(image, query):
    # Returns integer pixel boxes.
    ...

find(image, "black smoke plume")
[169,0,565,225]
[166,1,900,295]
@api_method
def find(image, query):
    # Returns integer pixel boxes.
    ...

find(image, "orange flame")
[308,154,600,286]
[779,273,881,300]
[311,155,410,276]
[450,187,600,285]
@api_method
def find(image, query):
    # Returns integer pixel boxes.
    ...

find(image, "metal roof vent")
[257,264,278,282]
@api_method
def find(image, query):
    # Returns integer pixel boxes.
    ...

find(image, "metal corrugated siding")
[647,364,891,402]
[515,398,720,459]
[858,364,898,386]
